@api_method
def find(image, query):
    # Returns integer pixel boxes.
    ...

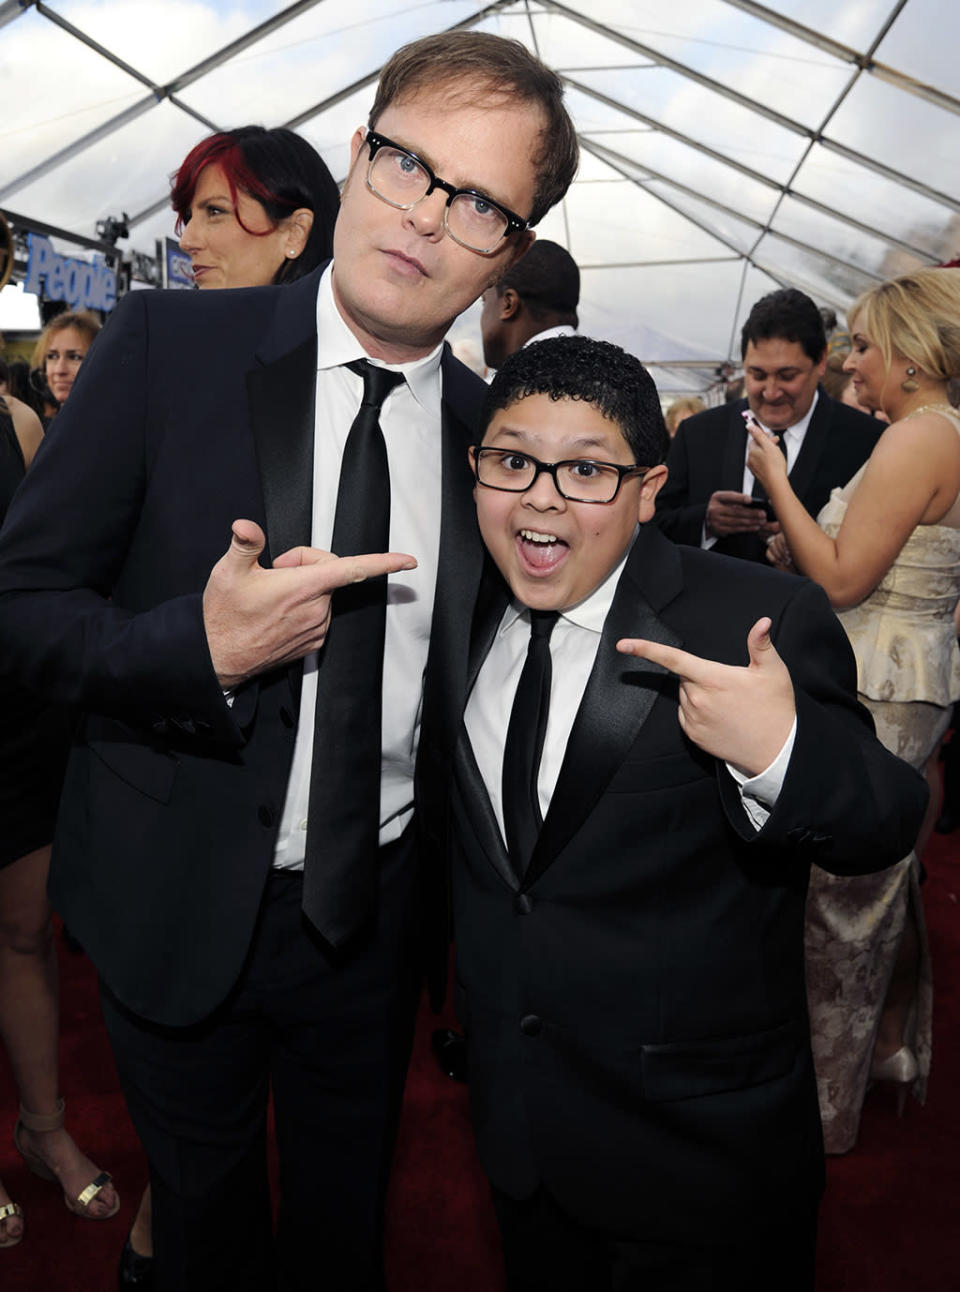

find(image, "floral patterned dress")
[805,409,960,1153]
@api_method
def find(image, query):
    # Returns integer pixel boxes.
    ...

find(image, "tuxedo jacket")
[444,525,926,1245]
[0,266,486,1027]
[655,392,881,563]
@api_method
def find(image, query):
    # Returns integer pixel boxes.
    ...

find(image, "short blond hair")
[665,396,705,434]
[848,267,960,381]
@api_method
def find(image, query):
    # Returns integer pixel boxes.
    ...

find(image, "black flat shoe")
[118,1236,155,1289]
[431,1028,468,1083]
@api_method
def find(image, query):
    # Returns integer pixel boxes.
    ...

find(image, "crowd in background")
[0,38,958,1290]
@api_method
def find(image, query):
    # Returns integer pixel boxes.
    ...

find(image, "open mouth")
[516,528,568,574]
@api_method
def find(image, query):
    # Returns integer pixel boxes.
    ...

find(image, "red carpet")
[1,829,958,1291]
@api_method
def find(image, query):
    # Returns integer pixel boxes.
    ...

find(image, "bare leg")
[130,1183,153,1257]
[0,846,118,1217]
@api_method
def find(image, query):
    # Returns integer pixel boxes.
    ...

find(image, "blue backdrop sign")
[23,233,117,311]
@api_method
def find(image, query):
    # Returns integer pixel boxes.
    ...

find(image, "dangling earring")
[901,366,920,393]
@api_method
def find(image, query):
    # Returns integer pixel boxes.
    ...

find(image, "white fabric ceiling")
[1,0,958,391]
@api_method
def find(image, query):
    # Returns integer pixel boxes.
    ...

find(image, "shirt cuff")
[701,526,717,551]
[725,717,797,832]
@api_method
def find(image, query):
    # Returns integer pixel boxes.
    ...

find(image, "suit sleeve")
[0,291,244,746]
[653,422,709,546]
[717,578,928,874]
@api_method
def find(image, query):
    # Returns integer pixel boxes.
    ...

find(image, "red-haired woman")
[173,125,340,290]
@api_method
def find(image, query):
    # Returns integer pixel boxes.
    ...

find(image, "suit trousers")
[492,1185,818,1292]
[99,834,422,1292]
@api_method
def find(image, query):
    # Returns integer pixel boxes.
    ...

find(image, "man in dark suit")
[441,336,925,1291]
[656,288,881,563]
[0,32,578,1292]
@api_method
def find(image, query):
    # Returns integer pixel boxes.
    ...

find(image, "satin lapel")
[454,724,520,891]
[419,348,487,770]
[525,527,683,887]
[786,387,829,504]
[720,400,749,491]
[454,568,517,887]
[245,267,323,564]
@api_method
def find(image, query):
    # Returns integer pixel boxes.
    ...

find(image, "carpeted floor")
[1,827,958,1291]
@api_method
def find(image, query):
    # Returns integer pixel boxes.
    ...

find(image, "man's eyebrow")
[390,134,506,204]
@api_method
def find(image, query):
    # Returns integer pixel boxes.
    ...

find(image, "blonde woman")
[748,266,960,1152]
[664,395,705,438]
[30,310,101,422]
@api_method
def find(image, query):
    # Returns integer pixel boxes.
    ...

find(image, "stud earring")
[901,366,920,393]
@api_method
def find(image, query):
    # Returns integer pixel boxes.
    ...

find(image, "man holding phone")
[655,288,880,564]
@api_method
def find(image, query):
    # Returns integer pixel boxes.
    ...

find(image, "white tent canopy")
[2,0,958,391]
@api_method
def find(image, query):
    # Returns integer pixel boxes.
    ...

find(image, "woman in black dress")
[0,390,119,1251]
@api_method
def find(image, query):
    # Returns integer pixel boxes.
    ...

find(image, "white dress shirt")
[465,536,795,837]
[702,391,819,551]
[524,324,577,346]
[273,266,444,869]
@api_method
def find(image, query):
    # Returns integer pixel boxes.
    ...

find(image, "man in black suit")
[0,32,578,1292]
[441,336,925,1291]
[656,288,880,563]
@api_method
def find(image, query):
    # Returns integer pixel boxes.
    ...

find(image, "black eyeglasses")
[472,447,648,504]
[364,131,529,254]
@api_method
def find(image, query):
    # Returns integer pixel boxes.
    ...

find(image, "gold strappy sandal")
[14,1097,119,1220]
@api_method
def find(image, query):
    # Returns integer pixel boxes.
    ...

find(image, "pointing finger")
[308,551,417,594]
[616,637,713,683]
[273,545,336,570]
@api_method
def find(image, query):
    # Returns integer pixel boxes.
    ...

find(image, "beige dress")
[805,406,960,1153]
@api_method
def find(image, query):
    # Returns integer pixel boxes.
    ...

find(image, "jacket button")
[280,707,294,729]
[258,804,276,827]
[513,893,534,915]
[520,1014,541,1037]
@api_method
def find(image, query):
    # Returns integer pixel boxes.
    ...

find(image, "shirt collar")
[522,324,577,347]
[499,529,638,639]
[315,264,443,419]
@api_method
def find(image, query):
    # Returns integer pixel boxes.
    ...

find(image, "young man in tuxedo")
[445,335,926,1291]
[655,287,881,563]
[0,32,578,1292]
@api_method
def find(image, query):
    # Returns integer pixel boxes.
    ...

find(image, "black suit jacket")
[445,526,926,1245]
[0,266,486,1027]
[655,392,881,562]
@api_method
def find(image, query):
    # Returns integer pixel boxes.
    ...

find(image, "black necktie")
[502,611,559,875]
[302,359,404,946]
[751,425,788,510]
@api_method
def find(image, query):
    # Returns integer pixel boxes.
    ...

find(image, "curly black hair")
[481,334,669,466]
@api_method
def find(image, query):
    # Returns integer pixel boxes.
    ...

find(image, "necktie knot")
[529,610,559,642]
[348,358,404,411]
